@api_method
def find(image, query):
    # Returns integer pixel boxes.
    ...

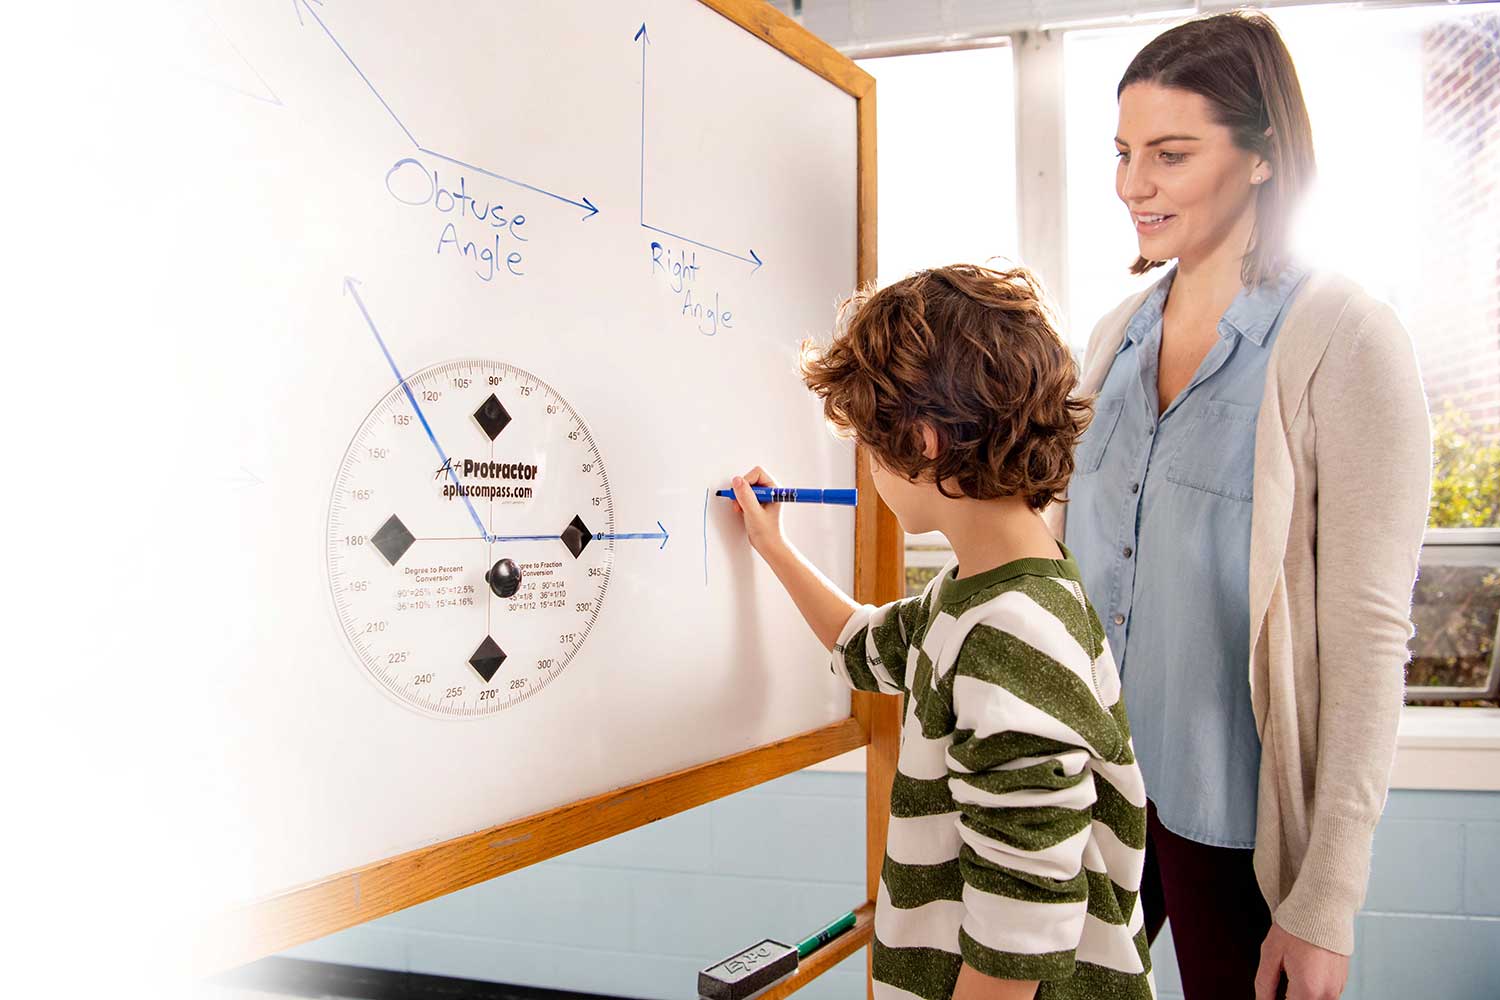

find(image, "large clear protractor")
[326,359,613,718]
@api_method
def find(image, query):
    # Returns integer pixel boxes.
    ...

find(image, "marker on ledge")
[714,486,857,506]
[797,910,857,958]
[697,911,858,1000]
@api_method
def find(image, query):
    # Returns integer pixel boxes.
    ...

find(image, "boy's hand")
[728,467,786,557]
[723,466,858,651]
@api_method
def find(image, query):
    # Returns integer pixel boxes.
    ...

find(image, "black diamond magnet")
[371,514,415,566]
[473,394,512,441]
[468,635,507,683]
[560,514,593,559]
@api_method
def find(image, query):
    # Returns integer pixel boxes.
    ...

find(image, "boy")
[727,264,1153,1000]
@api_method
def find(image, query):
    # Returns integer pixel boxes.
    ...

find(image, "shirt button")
[1148,425,1156,436]
[1123,546,1134,558]
[1131,483,1140,494]
[1112,613,1126,626]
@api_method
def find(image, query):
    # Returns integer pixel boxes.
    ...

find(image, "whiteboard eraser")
[698,938,798,1000]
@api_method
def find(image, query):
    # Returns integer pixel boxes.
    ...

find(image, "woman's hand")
[1255,922,1349,1000]
[728,466,786,558]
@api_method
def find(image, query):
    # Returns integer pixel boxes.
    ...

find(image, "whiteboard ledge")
[198,714,868,974]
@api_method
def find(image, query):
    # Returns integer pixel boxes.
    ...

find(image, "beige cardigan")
[1045,271,1431,955]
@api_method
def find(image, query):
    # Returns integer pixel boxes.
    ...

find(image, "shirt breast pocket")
[1075,395,1125,476]
[1165,400,1258,501]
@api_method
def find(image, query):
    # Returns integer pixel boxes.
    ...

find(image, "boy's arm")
[729,471,921,694]
[751,538,860,652]
[729,471,857,650]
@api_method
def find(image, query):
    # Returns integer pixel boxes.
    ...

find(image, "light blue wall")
[283,776,1500,999]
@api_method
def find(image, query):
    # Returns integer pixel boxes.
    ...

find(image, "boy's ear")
[919,422,941,460]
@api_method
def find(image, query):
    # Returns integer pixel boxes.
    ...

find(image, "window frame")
[1408,528,1500,704]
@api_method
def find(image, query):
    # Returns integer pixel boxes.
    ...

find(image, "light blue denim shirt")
[1067,264,1307,848]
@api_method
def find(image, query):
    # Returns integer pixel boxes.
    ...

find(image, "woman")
[1049,12,1431,1000]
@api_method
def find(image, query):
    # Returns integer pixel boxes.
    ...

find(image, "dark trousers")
[1142,800,1283,999]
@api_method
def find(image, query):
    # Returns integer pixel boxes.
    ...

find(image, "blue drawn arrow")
[298,0,599,220]
[597,521,670,549]
[642,223,763,270]
[344,280,668,553]
[636,22,649,225]
[636,23,762,270]
[418,147,599,220]
[343,276,491,543]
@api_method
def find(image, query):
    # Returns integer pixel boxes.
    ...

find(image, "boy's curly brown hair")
[800,263,1091,510]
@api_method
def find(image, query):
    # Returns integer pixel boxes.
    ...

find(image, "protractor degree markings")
[329,355,613,718]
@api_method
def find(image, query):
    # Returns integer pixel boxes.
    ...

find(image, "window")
[1062,24,1162,347]
[856,45,1019,287]
[1412,530,1500,704]
[856,44,1019,587]
[904,531,949,597]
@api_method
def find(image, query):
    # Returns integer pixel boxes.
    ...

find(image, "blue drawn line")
[597,521,670,549]
[636,22,648,225]
[342,276,489,542]
[291,0,324,29]
[181,69,284,108]
[342,277,668,554]
[486,526,670,547]
[206,9,283,106]
[300,2,599,219]
[298,0,418,146]
[418,147,599,220]
[635,23,762,271]
[643,224,763,270]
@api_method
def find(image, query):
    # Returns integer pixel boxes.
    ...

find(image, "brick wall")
[1415,16,1500,442]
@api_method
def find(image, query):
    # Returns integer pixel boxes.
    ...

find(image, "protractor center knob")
[486,558,524,598]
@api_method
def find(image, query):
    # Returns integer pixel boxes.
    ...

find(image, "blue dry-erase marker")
[715,486,858,506]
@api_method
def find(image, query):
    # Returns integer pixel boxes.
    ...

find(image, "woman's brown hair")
[1118,10,1316,285]
[800,263,1091,510]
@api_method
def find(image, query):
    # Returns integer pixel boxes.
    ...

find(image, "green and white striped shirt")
[832,549,1154,1000]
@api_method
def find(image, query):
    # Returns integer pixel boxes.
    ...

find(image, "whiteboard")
[155,0,861,912]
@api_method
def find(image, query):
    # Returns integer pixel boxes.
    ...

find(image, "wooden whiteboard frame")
[201,3,902,993]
